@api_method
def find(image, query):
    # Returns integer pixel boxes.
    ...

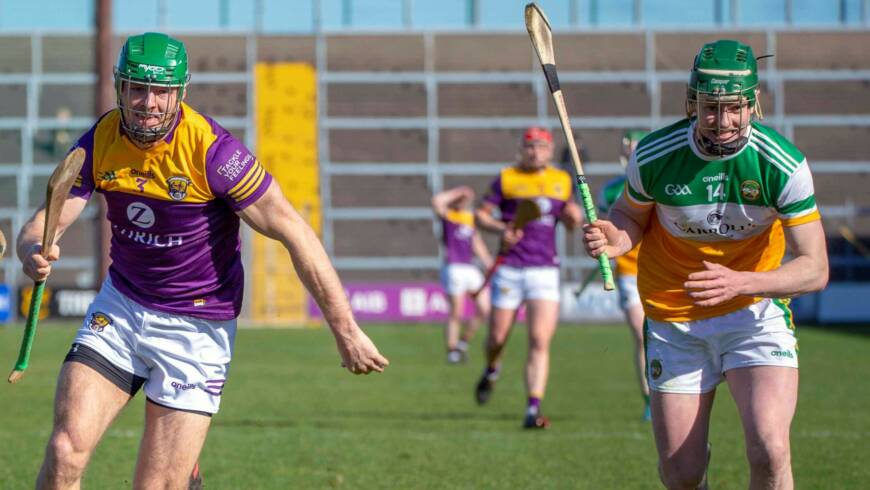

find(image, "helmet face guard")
[116,74,187,144]
[115,33,190,145]
[685,40,762,157]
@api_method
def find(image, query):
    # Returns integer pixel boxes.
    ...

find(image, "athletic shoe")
[523,413,551,429]
[447,349,463,364]
[642,402,652,422]
[188,462,203,490]
[475,373,495,405]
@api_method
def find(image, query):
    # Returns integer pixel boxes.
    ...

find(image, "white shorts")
[71,278,236,414]
[645,298,798,394]
[440,263,484,295]
[617,274,641,310]
[491,265,560,309]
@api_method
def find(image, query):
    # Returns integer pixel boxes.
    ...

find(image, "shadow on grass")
[213,409,562,430]
[802,324,870,338]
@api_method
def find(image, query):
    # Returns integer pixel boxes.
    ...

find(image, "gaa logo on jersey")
[87,312,113,333]
[740,180,761,201]
[166,176,192,201]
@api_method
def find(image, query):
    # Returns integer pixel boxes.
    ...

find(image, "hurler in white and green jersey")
[624,118,819,322]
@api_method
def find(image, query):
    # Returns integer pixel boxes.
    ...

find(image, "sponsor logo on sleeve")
[217,150,254,181]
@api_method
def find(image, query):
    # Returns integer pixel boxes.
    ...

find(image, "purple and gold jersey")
[484,166,572,267]
[441,209,475,264]
[70,103,272,320]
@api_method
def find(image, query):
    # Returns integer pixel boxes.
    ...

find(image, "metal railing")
[0,27,869,322]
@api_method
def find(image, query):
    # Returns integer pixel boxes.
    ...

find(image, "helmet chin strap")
[695,132,749,157]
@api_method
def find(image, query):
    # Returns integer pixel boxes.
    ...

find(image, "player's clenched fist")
[21,242,60,282]
[336,328,390,375]
[582,220,623,259]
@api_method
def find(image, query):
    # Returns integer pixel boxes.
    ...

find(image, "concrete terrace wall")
[0,29,867,288]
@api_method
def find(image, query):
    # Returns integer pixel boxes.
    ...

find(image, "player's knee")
[659,459,706,490]
[487,334,506,349]
[745,437,790,474]
[528,337,551,354]
[46,431,90,476]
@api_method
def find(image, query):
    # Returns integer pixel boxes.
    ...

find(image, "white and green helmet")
[114,32,191,144]
[686,39,762,155]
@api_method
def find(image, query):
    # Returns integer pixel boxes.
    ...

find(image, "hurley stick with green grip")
[9,147,86,383]
[525,2,615,290]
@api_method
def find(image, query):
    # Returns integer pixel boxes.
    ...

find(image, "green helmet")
[686,40,762,156]
[620,130,648,168]
[114,32,190,144]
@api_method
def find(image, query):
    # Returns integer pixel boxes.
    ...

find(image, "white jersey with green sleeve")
[622,118,820,322]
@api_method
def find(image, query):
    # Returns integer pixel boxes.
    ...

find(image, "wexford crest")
[166,176,192,201]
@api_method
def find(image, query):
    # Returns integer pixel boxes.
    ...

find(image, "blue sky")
[0,0,860,31]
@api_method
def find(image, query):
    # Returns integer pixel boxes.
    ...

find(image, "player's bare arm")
[431,186,473,219]
[238,180,389,375]
[471,230,493,270]
[559,201,583,230]
[17,196,89,282]
[685,220,829,307]
[582,196,651,259]
[476,201,523,248]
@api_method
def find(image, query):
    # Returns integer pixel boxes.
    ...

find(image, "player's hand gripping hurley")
[525,3,615,291]
[9,147,86,384]
[472,199,541,298]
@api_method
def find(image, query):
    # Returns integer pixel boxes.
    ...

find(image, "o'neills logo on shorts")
[171,381,196,391]
[770,350,794,359]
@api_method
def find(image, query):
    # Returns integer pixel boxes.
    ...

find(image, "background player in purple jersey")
[473,127,582,429]
[431,186,493,363]
[17,33,388,490]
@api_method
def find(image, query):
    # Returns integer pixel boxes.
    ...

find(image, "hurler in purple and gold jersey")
[441,209,476,265]
[18,32,387,490]
[71,102,271,320]
[474,126,582,430]
[483,165,572,268]
[431,186,492,364]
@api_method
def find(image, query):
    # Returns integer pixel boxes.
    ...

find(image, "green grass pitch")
[1,323,868,488]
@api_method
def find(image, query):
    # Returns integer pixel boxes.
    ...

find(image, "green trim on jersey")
[772,298,795,331]
[627,118,815,214]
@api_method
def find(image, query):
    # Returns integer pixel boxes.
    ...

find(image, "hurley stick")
[525,2,615,291]
[472,199,542,298]
[9,147,86,383]
[839,225,870,259]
